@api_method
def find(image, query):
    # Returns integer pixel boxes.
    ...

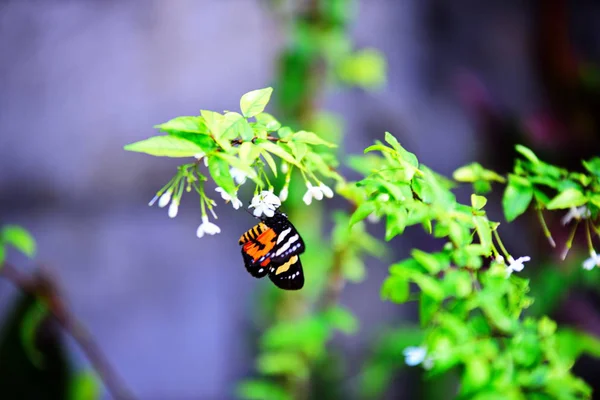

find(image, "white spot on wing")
[277,228,292,245]
[275,234,299,256]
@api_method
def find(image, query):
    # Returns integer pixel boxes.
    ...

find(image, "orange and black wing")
[268,255,304,290]
[240,224,278,278]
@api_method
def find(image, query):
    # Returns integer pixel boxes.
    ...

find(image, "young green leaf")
[255,113,281,131]
[261,151,278,177]
[350,202,377,226]
[502,175,533,221]
[2,225,36,257]
[381,275,409,303]
[471,194,487,210]
[124,136,204,157]
[154,116,206,134]
[237,380,292,400]
[208,156,236,195]
[222,112,253,141]
[515,144,540,164]
[292,131,337,148]
[240,87,273,118]
[472,216,492,255]
[238,142,261,165]
[256,139,302,168]
[546,188,587,210]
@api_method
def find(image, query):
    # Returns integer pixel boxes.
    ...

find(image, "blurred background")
[1,0,599,399]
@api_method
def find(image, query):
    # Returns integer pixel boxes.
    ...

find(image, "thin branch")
[1,263,135,400]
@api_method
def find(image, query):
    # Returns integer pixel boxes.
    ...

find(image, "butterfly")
[238,210,305,290]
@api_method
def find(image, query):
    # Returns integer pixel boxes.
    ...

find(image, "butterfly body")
[239,211,305,290]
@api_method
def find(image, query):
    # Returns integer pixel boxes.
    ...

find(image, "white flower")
[506,256,530,277]
[302,182,324,205]
[148,194,159,206]
[281,162,289,174]
[319,183,334,199]
[230,168,248,185]
[194,152,209,167]
[158,190,172,208]
[495,255,505,264]
[196,215,221,238]
[367,213,381,223]
[249,190,281,218]
[215,187,243,210]
[583,251,600,270]
[168,200,179,218]
[403,346,433,369]
[279,186,289,202]
[561,206,591,225]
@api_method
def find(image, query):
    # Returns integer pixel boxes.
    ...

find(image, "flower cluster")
[403,346,433,370]
[249,191,281,218]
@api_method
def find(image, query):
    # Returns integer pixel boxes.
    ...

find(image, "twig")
[1,262,135,400]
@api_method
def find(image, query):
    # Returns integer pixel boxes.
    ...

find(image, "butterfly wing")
[240,226,278,278]
[268,255,304,290]
[255,220,306,265]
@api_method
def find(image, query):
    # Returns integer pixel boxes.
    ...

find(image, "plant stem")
[1,263,135,400]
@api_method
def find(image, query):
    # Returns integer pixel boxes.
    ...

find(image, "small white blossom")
[377,193,390,202]
[158,190,172,208]
[403,346,433,369]
[196,215,221,238]
[194,152,209,167]
[249,190,281,218]
[281,162,289,174]
[215,187,243,210]
[302,182,324,205]
[319,183,334,199]
[506,256,530,277]
[279,186,289,202]
[583,251,600,270]
[367,213,381,223]
[230,168,248,185]
[561,206,591,225]
[168,200,179,218]
[148,194,159,206]
[495,255,505,264]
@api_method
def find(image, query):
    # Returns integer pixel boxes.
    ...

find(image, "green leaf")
[515,144,540,164]
[0,245,5,267]
[502,175,534,221]
[255,113,281,131]
[240,87,273,118]
[471,194,487,210]
[168,132,217,154]
[443,270,473,298]
[257,351,308,378]
[261,151,278,177]
[412,274,445,301]
[381,275,409,303]
[222,112,253,141]
[2,225,36,257]
[239,142,261,165]
[463,357,490,391]
[21,300,48,368]
[583,158,600,178]
[200,110,224,136]
[209,156,236,194]
[69,371,100,400]
[322,306,358,335]
[336,48,386,89]
[546,188,587,210]
[385,209,408,240]
[292,130,337,148]
[154,116,206,134]
[237,380,291,400]
[215,153,259,183]
[350,202,377,226]
[472,216,492,255]
[256,139,302,168]
[411,249,445,274]
[124,136,204,158]
[419,293,441,326]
